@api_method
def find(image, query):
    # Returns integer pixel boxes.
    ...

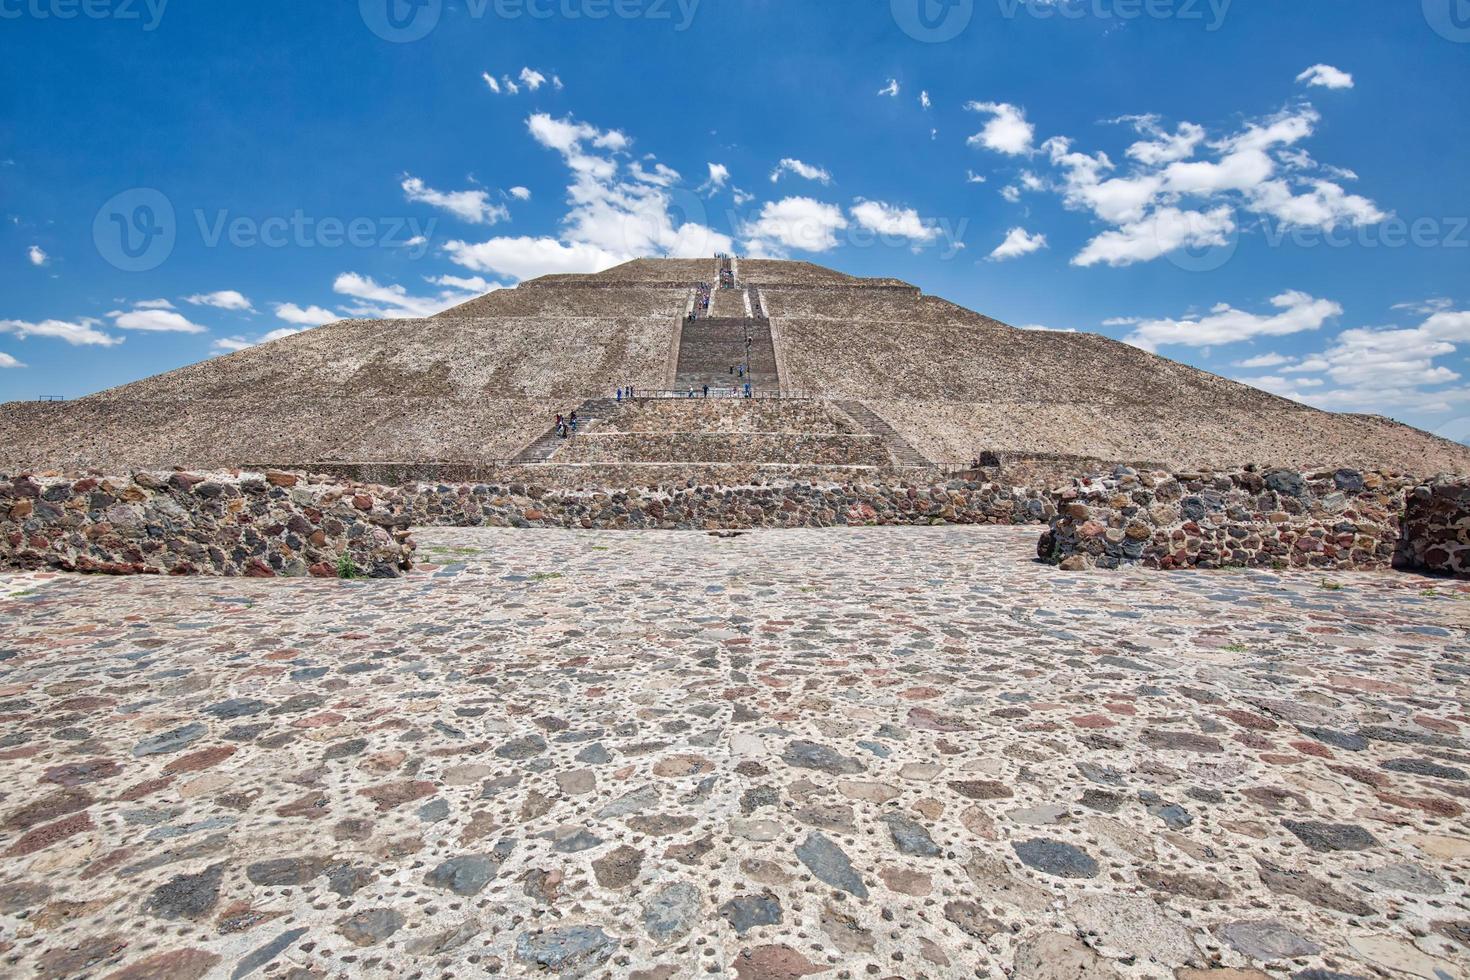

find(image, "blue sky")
[3,0,1469,435]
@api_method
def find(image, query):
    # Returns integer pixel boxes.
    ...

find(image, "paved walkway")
[1,527,1467,979]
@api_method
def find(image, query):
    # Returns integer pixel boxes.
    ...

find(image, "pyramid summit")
[3,256,1466,479]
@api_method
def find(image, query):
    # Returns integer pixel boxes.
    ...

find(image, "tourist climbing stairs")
[511,397,619,464]
[835,401,932,468]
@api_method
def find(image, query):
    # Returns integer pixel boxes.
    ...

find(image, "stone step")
[834,401,933,467]
[510,397,618,464]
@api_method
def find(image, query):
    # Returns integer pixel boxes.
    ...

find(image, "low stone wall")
[1039,467,1415,571]
[555,432,893,467]
[399,479,1056,530]
[1396,478,1470,576]
[1,471,415,578]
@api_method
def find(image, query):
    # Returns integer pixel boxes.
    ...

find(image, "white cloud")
[849,199,938,244]
[519,67,548,91]
[770,158,833,185]
[988,226,1048,261]
[108,308,208,333]
[212,326,310,354]
[332,272,484,319]
[443,237,623,280]
[878,78,900,98]
[1235,352,1293,369]
[964,102,1035,156]
[1117,115,1206,166]
[629,161,681,186]
[0,318,120,346]
[27,245,48,267]
[1073,205,1236,268]
[426,274,498,293]
[132,298,175,310]
[402,176,509,225]
[743,197,849,255]
[274,303,340,327]
[698,163,730,194]
[443,112,731,280]
[0,351,24,367]
[185,290,254,312]
[1123,290,1342,351]
[482,72,500,93]
[509,186,531,200]
[987,100,1384,267]
[1393,298,1454,316]
[1297,64,1354,90]
[920,90,931,110]
[965,170,987,185]
[1236,309,1470,415]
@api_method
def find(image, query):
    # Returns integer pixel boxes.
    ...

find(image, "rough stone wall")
[1039,467,1415,571]
[1396,478,1470,576]
[1,472,415,578]
[397,479,1057,530]
[554,433,893,467]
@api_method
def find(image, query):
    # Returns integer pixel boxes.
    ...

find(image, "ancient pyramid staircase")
[835,401,933,468]
[510,397,619,464]
[675,276,781,393]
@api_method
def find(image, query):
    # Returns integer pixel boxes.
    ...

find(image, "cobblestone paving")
[2,527,1468,980]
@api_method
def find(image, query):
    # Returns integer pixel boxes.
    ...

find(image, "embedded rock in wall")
[1040,466,1414,571]
[1396,477,1470,576]
[0,471,415,578]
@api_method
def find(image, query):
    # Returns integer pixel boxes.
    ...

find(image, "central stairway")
[674,318,779,393]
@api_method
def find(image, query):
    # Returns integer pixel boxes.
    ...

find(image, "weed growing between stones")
[337,554,363,580]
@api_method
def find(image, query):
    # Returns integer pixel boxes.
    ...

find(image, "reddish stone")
[81,847,134,881]
[4,811,93,857]
[358,780,435,812]
[1218,709,1278,731]
[103,948,221,980]
[1069,714,1116,729]
[309,562,335,578]
[907,706,974,732]
[4,788,92,830]
[1328,764,1391,788]
[244,559,275,578]
[733,944,826,980]
[163,746,236,775]
[353,494,374,511]
[1376,792,1463,818]
[44,758,122,786]
[1288,740,1333,759]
